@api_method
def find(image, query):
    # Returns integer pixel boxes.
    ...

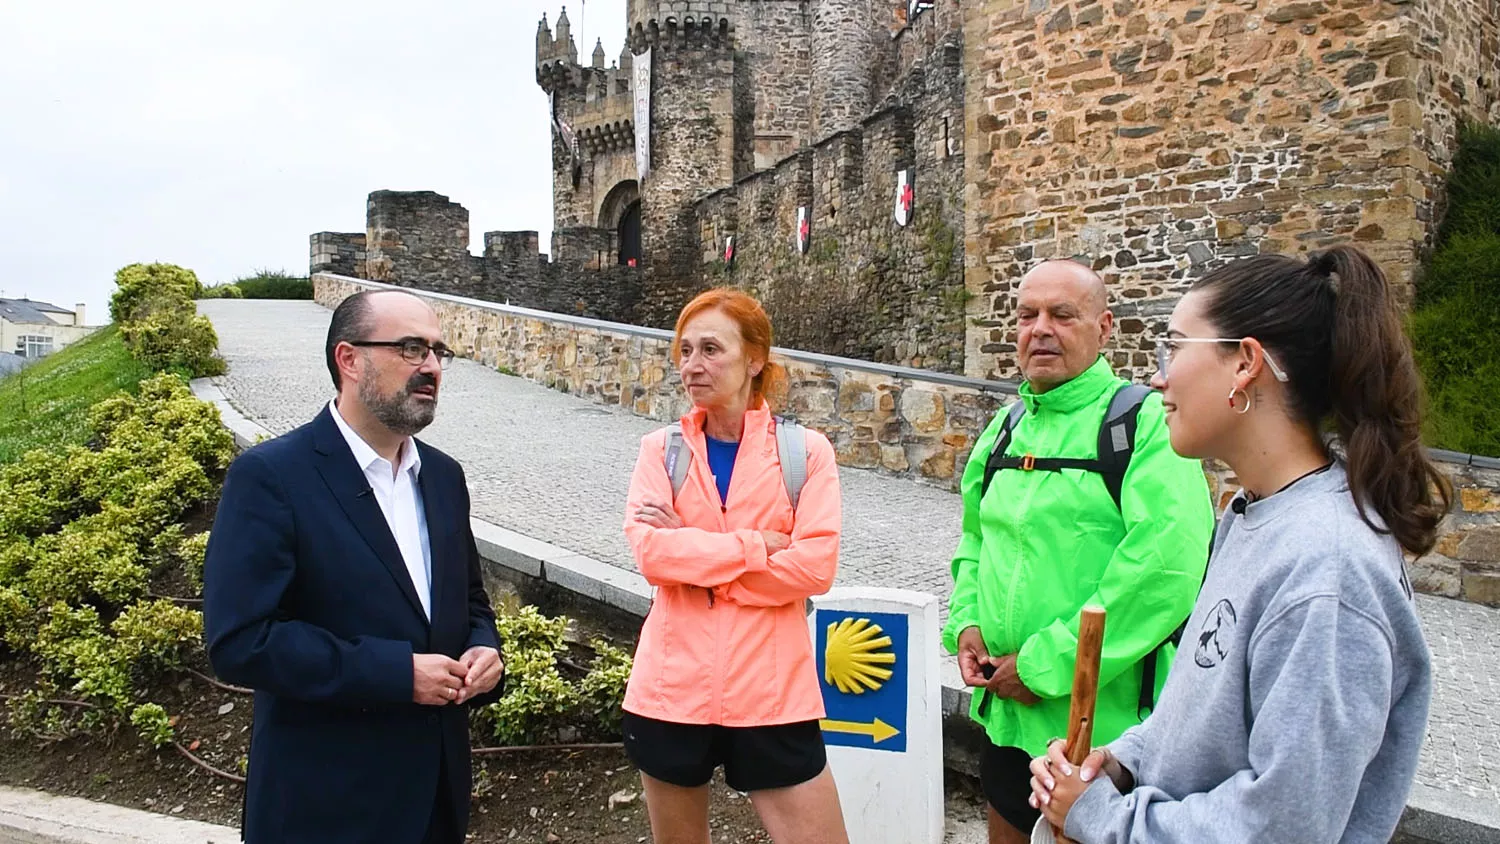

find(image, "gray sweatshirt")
[1066,463,1432,844]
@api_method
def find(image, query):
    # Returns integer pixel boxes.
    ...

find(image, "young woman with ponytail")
[1027,245,1451,843]
[621,288,849,844]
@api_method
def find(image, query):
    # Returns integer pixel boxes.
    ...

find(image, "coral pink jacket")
[622,403,841,726]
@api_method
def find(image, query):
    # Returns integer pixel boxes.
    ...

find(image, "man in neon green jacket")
[943,260,1213,844]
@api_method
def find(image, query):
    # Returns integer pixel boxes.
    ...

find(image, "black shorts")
[981,744,1043,833]
[621,711,827,793]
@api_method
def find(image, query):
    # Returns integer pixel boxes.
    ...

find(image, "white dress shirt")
[329,400,434,620]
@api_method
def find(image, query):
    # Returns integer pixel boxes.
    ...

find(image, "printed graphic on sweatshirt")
[1193,599,1238,668]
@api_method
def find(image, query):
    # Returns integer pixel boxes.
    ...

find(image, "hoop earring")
[1228,386,1253,415]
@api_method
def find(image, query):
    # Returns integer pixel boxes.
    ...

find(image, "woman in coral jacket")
[622,288,850,844]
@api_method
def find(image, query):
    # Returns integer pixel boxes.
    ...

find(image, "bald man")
[942,261,1214,843]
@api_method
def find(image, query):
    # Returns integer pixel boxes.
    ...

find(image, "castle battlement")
[629,15,734,53]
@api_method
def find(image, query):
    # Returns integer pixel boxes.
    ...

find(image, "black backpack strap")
[1097,383,1152,509]
[980,401,1029,499]
[1138,516,1219,719]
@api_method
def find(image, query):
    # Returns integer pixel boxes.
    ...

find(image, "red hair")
[672,288,788,410]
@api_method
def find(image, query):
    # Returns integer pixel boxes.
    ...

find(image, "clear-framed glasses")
[1154,338,1289,382]
[348,339,455,369]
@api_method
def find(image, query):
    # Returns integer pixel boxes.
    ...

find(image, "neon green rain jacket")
[942,357,1214,756]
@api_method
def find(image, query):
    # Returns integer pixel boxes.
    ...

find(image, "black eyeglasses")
[348,339,455,369]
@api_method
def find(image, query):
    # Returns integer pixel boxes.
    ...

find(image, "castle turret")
[811,0,885,138]
[592,38,607,69]
[536,13,552,59]
[555,6,578,64]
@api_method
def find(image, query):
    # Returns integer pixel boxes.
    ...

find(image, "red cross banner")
[796,207,810,255]
[894,169,913,227]
[723,235,736,267]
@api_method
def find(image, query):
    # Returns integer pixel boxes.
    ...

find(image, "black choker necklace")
[1244,461,1335,505]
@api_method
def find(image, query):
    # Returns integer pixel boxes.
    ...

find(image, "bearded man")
[205,289,504,844]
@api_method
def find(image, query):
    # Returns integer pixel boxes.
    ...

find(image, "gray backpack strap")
[663,423,691,501]
[773,416,809,510]
[1097,383,1152,509]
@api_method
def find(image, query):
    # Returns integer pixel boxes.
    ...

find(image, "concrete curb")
[1401,783,1500,844]
[187,380,272,450]
[0,787,239,844]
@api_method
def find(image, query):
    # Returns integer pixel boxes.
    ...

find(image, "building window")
[15,335,53,358]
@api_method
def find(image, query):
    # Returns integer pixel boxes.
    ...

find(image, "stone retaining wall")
[314,272,1500,606]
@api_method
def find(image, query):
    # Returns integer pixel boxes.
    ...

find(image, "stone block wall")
[310,232,366,278]
[1418,462,1500,606]
[741,1,814,169]
[961,0,1500,383]
[694,29,967,372]
[315,271,1500,607]
[365,191,492,297]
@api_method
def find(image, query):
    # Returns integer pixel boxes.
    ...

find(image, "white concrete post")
[809,587,943,844]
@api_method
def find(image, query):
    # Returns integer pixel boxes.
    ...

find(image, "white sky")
[0,0,626,324]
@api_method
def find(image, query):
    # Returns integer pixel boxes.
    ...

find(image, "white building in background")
[0,299,94,361]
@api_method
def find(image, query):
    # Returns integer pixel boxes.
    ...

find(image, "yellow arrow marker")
[819,717,901,743]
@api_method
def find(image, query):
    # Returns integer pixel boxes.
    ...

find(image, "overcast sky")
[0,0,626,324]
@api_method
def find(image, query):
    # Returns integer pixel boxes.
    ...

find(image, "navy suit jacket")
[204,407,501,844]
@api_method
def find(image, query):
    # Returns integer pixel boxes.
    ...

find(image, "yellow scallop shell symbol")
[824,617,897,695]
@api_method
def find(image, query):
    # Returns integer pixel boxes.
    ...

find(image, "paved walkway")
[200,299,1500,814]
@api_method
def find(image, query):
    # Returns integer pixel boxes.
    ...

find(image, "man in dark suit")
[205,289,504,844]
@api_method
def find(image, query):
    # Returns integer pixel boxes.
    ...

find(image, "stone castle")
[312,0,1498,381]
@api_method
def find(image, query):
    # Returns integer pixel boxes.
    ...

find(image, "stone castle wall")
[311,191,642,320]
[309,232,367,278]
[314,272,1500,607]
[962,0,1500,383]
[694,27,967,372]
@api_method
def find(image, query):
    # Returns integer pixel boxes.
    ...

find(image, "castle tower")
[810,0,889,139]
[627,3,740,327]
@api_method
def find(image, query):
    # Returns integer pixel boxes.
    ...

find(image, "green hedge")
[202,270,312,300]
[1411,123,1500,456]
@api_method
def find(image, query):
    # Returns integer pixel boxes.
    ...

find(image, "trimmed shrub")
[110,264,202,325]
[199,284,244,300]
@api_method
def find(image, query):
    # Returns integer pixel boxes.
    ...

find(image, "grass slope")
[0,326,155,465]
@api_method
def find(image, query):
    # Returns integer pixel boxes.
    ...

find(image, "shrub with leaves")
[130,703,175,749]
[578,638,632,738]
[0,373,223,738]
[109,263,202,325]
[119,296,226,378]
[199,283,244,300]
[479,606,634,746]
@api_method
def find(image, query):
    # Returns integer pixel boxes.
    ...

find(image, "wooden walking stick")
[1050,605,1106,844]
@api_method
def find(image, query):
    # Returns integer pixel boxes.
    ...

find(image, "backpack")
[976,383,1178,718]
[663,416,809,510]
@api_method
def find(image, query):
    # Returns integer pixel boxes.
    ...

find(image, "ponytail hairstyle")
[1192,245,1452,555]
[672,288,789,411]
